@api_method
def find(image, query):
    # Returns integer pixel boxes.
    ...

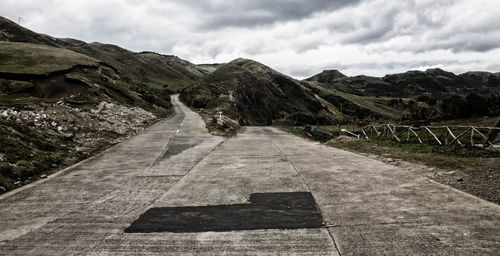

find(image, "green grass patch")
[0,41,99,74]
[330,90,405,119]
[332,139,499,159]
[0,118,68,186]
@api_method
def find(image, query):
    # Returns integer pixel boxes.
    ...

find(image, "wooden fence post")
[425,127,442,145]
[473,127,498,151]
[446,126,462,145]
[387,124,400,142]
[471,128,475,147]
[351,123,498,150]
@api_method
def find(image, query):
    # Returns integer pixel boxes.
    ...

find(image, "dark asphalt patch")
[124,192,324,233]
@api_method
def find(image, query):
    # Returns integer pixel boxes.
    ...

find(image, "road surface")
[0,95,499,255]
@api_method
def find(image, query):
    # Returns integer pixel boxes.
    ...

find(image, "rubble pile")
[0,100,159,193]
[0,100,157,145]
[91,101,157,135]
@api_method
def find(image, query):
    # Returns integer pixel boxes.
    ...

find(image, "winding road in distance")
[1,95,499,255]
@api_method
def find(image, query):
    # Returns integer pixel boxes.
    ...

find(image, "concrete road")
[1,95,499,255]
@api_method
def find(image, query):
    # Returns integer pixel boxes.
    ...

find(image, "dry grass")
[0,41,99,74]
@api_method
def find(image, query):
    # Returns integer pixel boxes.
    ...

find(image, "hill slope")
[0,16,201,194]
[305,69,346,83]
[303,80,406,120]
[0,40,168,194]
[180,58,337,133]
[306,68,500,98]
[0,41,99,75]
[0,16,205,92]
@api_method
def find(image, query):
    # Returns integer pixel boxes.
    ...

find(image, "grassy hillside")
[305,66,500,124]
[0,41,171,112]
[328,90,405,119]
[0,55,168,194]
[305,69,346,83]
[0,21,179,193]
[0,16,213,193]
[62,43,206,91]
[0,16,205,92]
[0,41,99,75]
[303,81,405,120]
[196,63,225,74]
[306,68,500,98]
[181,58,338,134]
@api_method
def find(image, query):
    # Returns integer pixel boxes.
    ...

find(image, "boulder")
[61,132,74,140]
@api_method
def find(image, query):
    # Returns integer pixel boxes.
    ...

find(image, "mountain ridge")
[306,67,500,98]
[0,16,205,92]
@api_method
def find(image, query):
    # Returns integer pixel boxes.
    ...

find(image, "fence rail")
[272,119,500,151]
[343,124,500,151]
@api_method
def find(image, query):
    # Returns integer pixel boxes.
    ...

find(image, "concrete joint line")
[145,134,176,170]
[132,137,226,226]
[329,221,424,228]
[269,138,343,256]
[144,118,183,170]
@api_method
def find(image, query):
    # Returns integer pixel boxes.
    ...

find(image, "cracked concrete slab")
[266,127,500,255]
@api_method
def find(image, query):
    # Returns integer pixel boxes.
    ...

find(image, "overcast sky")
[2,0,500,78]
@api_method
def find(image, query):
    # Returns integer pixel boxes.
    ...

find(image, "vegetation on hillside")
[306,67,500,98]
[305,81,406,121]
[0,41,99,75]
[0,43,169,193]
[181,58,338,134]
[304,67,500,126]
[385,93,500,121]
[0,16,205,194]
[0,16,205,95]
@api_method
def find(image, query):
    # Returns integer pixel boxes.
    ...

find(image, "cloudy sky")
[2,0,500,78]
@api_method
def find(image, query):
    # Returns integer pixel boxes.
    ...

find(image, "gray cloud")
[339,6,399,44]
[1,0,499,78]
[182,0,361,30]
[406,31,500,54]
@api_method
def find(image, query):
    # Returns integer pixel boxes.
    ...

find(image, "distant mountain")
[306,68,500,98]
[181,58,336,130]
[458,71,500,89]
[305,69,346,83]
[0,16,205,92]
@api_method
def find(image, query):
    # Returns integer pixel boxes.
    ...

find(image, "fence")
[272,119,500,151]
[341,124,500,151]
[273,119,335,141]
